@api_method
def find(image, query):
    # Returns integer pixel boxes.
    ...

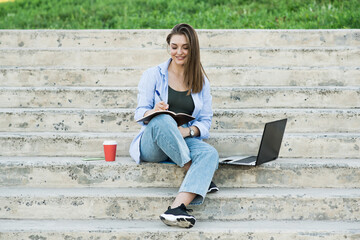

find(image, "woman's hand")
[178,126,189,138]
[144,101,169,117]
[178,126,199,138]
[154,101,169,111]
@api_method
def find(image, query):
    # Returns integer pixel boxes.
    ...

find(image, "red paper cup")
[103,141,117,162]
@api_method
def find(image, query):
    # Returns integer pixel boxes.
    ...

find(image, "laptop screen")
[256,119,287,165]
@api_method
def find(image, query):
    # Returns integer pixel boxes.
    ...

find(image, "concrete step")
[1,87,359,109]
[0,108,136,133]
[0,187,359,221]
[3,219,360,240]
[0,87,137,109]
[208,132,360,159]
[2,66,359,87]
[0,132,359,158]
[211,87,360,109]
[1,29,359,48]
[2,47,359,68]
[1,108,359,133]
[1,219,359,240]
[1,157,359,189]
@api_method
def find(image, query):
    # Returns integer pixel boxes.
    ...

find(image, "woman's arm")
[143,101,169,117]
[134,69,157,124]
[135,68,169,125]
[190,78,213,139]
[178,125,200,138]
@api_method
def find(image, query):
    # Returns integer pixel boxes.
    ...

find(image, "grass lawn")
[0,0,359,29]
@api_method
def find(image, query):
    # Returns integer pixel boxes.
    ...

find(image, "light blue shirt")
[129,58,213,164]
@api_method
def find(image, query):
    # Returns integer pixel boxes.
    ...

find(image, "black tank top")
[167,86,195,115]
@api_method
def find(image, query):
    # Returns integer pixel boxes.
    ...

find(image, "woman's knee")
[207,146,219,168]
[147,114,177,128]
[196,143,219,169]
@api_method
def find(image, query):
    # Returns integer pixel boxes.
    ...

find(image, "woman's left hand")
[178,126,199,138]
[178,126,189,138]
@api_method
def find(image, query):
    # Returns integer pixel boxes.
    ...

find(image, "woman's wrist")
[188,126,199,138]
[144,109,155,117]
[188,127,195,137]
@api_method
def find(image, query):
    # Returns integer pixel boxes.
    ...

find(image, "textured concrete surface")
[1,29,359,48]
[1,87,359,108]
[2,47,360,68]
[211,87,360,109]
[0,108,137,133]
[1,66,359,87]
[0,157,357,188]
[0,187,359,221]
[1,108,359,133]
[1,157,360,189]
[0,132,359,158]
[208,132,360,159]
[0,219,359,240]
[0,87,137,109]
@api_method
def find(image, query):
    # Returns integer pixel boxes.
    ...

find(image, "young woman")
[129,23,219,228]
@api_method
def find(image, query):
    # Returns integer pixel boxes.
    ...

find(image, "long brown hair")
[166,23,208,94]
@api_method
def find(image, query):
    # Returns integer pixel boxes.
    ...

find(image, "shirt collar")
[158,58,172,76]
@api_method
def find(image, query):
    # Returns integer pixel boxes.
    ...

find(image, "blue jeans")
[140,114,219,205]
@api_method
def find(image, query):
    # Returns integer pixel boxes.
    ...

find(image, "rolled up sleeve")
[192,79,213,139]
[134,69,157,126]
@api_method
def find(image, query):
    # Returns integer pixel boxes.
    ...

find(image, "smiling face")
[169,34,189,66]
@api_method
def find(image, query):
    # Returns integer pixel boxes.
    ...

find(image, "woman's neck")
[168,60,189,91]
[169,60,185,77]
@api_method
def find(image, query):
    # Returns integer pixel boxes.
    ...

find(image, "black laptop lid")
[256,118,287,166]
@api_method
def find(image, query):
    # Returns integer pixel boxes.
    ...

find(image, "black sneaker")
[160,204,196,228]
[208,181,219,193]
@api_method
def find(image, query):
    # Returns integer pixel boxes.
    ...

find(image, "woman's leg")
[170,161,195,208]
[178,137,219,206]
[160,138,218,228]
[140,114,191,165]
[139,114,218,227]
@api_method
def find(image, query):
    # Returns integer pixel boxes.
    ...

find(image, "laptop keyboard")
[238,156,257,164]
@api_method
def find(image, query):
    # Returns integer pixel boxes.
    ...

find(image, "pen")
[155,90,163,101]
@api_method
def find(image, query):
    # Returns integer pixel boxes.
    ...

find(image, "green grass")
[0,0,359,29]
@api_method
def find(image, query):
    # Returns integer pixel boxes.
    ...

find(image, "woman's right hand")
[144,101,169,117]
[154,101,169,111]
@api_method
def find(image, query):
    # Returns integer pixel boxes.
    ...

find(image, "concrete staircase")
[0,29,359,239]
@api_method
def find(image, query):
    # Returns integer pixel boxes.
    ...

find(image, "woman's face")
[169,34,189,66]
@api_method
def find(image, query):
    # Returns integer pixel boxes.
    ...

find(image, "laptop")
[219,118,287,166]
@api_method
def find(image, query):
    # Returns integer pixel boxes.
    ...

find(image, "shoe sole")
[208,187,219,193]
[160,214,196,228]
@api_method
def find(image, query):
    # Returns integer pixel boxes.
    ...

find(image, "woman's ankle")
[171,192,196,208]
